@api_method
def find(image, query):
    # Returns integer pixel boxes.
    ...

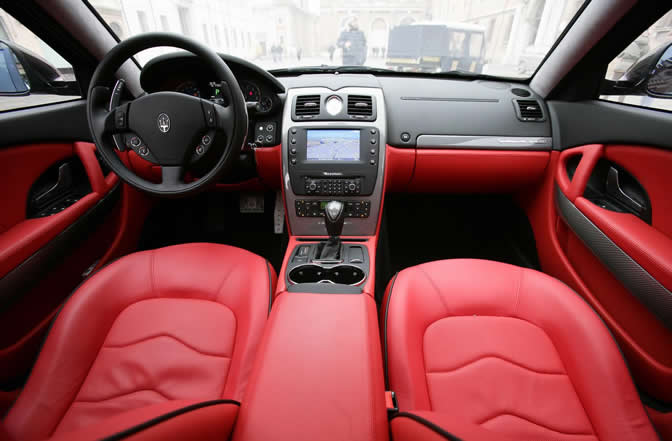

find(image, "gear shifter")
[316,201,345,261]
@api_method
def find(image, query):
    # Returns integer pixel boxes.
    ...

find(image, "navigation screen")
[306,129,360,161]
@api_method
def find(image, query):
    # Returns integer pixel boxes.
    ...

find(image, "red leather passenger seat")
[384,259,658,441]
[3,243,275,441]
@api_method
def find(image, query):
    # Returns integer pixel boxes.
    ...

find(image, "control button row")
[295,200,370,218]
[254,121,277,146]
[304,178,362,195]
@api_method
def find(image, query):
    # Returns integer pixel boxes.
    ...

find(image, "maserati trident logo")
[157,113,171,133]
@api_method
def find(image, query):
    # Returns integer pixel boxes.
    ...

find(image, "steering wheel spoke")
[161,165,185,186]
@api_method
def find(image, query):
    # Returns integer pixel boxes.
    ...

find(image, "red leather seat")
[384,259,658,441]
[3,243,276,441]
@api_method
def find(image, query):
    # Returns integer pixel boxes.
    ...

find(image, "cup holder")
[288,265,366,286]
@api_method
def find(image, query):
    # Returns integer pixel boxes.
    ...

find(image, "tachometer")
[240,81,260,102]
[175,81,201,97]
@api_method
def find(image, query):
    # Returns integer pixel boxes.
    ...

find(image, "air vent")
[347,95,373,117]
[514,99,544,121]
[295,95,320,118]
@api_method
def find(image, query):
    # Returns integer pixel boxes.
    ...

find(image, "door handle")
[606,166,644,214]
[35,162,73,204]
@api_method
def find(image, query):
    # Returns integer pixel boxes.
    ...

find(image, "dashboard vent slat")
[514,99,544,121]
[295,95,321,117]
[347,95,373,117]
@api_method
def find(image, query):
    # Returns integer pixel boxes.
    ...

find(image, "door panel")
[522,101,672,403]
[0,101,127,387]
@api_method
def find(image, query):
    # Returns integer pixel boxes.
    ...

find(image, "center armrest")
[232,292,389,441]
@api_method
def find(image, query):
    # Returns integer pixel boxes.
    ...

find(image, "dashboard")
[140,53,285,117]
[137,52,554,221]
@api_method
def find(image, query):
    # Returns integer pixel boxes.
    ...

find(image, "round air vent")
[511,88,532,97]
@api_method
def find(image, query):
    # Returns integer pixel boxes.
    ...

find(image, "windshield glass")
[87,0,586,78]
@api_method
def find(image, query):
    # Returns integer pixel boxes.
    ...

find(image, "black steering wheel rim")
[87,32,248,197]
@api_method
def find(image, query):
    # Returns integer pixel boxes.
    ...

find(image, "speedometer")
[175,81,201,97]
[240,81,260,102]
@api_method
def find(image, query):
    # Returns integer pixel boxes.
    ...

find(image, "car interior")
[1,0,672,440]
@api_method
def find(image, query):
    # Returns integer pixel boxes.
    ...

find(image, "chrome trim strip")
[281,87,386,236]
[416,135,552,150]
[555,186,672,330]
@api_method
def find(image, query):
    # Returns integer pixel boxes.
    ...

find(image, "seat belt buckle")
[386,391,398,415]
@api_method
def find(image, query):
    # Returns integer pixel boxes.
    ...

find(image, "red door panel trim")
[519,151,672,400]
[556,144,603,202]
[409,149,549,193]
[575,197,672,299]
[0,142,116,280]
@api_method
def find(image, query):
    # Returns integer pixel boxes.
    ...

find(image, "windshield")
[87,0,586,78]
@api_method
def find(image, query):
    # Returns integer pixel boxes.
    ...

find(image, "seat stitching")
[214,261,237,303]
[150,249,157,299]
[103,333,234,358]
[51,297,234,436]
[422,314,597,436]
[417,267,453,411]
[513,267,522,316]
[477,412,595,436]
[418,266,451,316]
[425,354,566,376]
[73,388,174,404]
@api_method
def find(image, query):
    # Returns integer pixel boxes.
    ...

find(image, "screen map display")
[306,129,360,161]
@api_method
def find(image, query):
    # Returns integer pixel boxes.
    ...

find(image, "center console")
[282,87,386,237]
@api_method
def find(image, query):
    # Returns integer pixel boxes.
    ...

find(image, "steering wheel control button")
[266,124,274,132]
[201,135,211,146]
[114,104,129,129]
[256,135,264,143]
[202,102,216,128]
[401,132,411,142]
[196,145,205,155]
[138,146,149,156]
[265,135,273,143]
[130,136,141,147]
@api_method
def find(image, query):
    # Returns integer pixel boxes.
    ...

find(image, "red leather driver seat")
[384,259,658,441]
[3,243,276,441]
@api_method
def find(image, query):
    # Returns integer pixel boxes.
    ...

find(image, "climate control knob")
[348,183,356,191]
[308,181,317,191]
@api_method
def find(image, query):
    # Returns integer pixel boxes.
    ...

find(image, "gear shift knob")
[324,200,345,238]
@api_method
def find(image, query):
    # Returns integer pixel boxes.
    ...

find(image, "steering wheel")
[87,33,248,197]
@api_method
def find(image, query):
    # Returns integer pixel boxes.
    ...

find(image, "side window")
[0,8,81,112]
[600,9,672,112]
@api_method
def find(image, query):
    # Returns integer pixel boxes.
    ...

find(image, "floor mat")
[138,191,288,273]
[376,194,540,301]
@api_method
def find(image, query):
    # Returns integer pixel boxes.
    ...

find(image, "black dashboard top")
[140,53,552,149]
